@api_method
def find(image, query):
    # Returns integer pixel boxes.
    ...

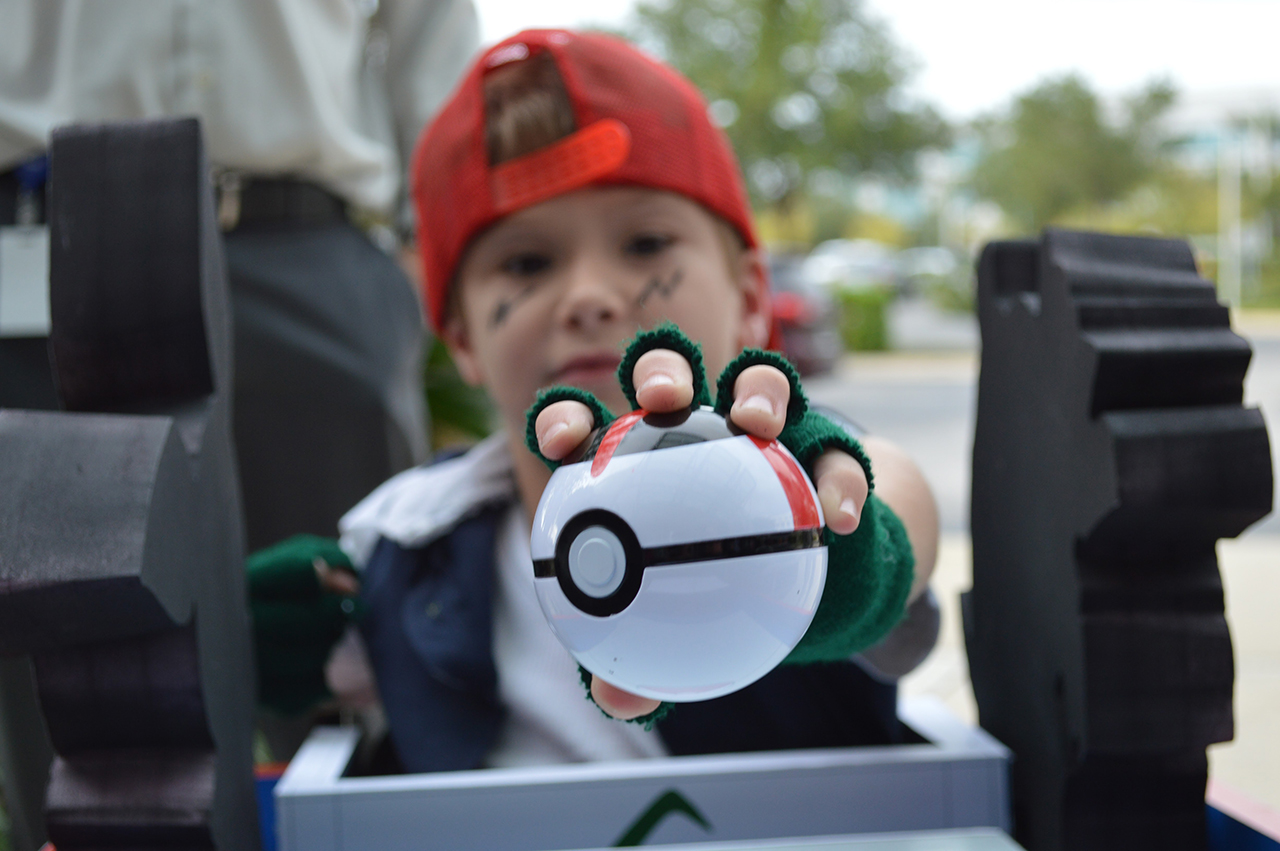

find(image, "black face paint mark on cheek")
[636,268,684,309]
[490,284,537,329]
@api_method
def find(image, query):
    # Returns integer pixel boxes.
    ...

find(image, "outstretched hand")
[533,348,869,720]
[246,534,364,717]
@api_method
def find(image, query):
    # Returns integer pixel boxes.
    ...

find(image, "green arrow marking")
[613,788,712,847]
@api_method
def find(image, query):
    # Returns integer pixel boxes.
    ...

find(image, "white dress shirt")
[0,0,479,216]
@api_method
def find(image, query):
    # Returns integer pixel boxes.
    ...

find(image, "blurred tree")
[626,0,947,221]
[1052,169,1218,238]
[1258,129,1280,244]
[970,75,1177,232]
[846,211,908,246]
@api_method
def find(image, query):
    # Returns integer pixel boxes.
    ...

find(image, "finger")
[535,400,595,460]
[590,676,662,720]
[814,449,869,536]
[313,558,360,596]
[729,364,790,440]
[633,349,694,412]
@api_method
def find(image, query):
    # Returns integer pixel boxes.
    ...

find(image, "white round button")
[568,525,626,598]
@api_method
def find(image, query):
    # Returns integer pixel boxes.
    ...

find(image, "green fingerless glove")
[523,322,708,472]
[246,534,365,717]
[782,485,913,663]
[525,386,615,471]
[618,322,712,410]
[578,664,673,729]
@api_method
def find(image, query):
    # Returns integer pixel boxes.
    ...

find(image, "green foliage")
[970,75,1176,232]
[626,0,947,213]
[1052,169,1218,237]
[921,273,974,315]
[837,288,892,350]
[810,193,854,244]
[423,336,497,451]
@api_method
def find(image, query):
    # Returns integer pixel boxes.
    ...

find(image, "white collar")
[338,431,517,568]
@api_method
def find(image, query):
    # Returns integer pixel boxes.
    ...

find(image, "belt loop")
[216,170,242,231]
[14,155,48,225]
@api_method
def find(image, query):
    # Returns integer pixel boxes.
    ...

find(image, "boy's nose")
[558,259,627,333]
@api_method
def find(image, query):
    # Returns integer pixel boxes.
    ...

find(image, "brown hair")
[445,53,580,324]
[484,52,576,165]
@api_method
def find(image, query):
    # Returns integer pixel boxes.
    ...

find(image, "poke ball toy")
[531,405,828,702]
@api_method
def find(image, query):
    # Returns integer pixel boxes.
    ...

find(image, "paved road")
[1241,335,1280,536]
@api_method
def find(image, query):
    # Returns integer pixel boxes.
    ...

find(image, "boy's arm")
[859,435,939,604]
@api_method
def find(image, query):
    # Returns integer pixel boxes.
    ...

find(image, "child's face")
[444,186,770,433]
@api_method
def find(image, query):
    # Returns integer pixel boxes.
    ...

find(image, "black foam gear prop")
[0,118,260,850]
[967,229,1273,851]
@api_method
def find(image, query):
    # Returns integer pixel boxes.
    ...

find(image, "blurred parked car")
[898,245,958,280]
[769,253,842,376]
[898,245,972,311]
[802,238,899,292]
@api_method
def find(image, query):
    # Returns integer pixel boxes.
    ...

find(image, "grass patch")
[837,288,894,351]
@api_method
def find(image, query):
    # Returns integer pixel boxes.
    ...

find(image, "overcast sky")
[473,0,1280,120]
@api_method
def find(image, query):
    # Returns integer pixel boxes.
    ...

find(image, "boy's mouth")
[550,352,623,386]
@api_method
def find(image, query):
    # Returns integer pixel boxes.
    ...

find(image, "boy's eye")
[502,252,552,276]
[626,233,673,257]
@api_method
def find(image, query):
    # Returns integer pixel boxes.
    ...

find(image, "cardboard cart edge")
[274,696,1010,851]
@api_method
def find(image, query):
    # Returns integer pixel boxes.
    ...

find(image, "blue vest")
[361,507,899,774]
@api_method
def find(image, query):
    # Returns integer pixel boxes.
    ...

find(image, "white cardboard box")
[564,829,1025,851]
[275,697,1010,851]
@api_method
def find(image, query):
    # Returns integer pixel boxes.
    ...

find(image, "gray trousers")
[225,221,428,552]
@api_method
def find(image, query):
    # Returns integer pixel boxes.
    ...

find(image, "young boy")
[319,29,938,772]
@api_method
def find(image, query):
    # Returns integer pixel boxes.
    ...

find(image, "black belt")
[2,166,349,230]
[218,175,349,230]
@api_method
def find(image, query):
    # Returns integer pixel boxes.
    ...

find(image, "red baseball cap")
[410,29,760,333]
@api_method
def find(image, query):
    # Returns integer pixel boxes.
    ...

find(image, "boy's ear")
[440,311,487,386]
[736,246,772,351]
